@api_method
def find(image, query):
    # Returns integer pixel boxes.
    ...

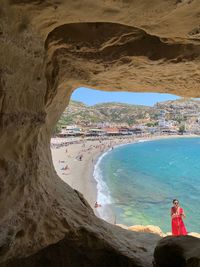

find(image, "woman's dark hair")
[173,199,179,204]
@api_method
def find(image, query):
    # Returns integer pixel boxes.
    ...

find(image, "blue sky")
[71,87,180,106]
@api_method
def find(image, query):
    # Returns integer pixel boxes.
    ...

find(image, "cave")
[0,1,200,266]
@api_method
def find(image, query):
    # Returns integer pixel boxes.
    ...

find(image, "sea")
[94,137,200,233]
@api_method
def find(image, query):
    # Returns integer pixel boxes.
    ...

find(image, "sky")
[71,87,180,106]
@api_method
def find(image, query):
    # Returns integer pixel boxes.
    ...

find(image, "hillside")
[155,98,200,121]
[55,98,200,133]
[58,100,159,127]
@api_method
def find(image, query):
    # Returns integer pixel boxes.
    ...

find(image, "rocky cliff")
[0,1,200,266]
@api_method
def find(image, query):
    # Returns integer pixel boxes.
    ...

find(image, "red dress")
[171,207,187,236]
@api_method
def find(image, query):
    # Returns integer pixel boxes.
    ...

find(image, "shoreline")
[51,134,200,235]
[51,136,136,217]
[92,134,199,223]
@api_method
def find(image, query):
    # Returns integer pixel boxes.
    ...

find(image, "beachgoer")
[64,164,69,170]
[171,199,187,236]
[94,201,101,208]
[61,164,69,171]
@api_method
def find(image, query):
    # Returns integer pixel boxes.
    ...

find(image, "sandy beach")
[51,137,137,212]
[51,134,200,238]
[51,134,197,216]
[51,140,101,208]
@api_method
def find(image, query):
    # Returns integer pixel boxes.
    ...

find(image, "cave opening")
[34,20,200,263]
[1,3,200,264]
[50,86,200,236]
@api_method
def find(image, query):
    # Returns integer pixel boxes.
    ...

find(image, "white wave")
[93,141,135,210]
[93,139,148,220]
[137,139,148,143]
[93,151,112,206]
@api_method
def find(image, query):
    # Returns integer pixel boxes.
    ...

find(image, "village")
[55,99,200,138]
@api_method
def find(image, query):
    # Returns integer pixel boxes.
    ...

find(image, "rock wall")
[0,1,200,266]
[154,236,200,267]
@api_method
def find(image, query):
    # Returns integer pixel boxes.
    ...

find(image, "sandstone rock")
[154,235,200,267]
[188,232,200,239]
[128,225,165,237]
[166,232,172,236]
[1,0,200,266]
[0,228,160,267]
[116,224,129,230]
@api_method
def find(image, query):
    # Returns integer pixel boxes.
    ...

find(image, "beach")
[51,134,196,214]
[51,136,137,213]
[51,134,200,237]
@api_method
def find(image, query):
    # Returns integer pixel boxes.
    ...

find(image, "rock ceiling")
[0,0,200,266]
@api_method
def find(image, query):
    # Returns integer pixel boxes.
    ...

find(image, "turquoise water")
[96,138,200,233]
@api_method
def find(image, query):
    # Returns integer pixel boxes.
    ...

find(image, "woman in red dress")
[171,199,187,236]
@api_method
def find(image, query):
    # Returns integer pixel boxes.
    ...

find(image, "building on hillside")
[129,128,143,135]
[104,127,120,136]
[119,127,131,135]
[96,122,110,128]
[87,129,106,136]
[58,125,82,137]
[160,128,178,135]
[146,127,160,135]
[158,110,167,127]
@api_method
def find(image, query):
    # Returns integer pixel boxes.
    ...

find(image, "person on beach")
[61,164,70,175]
[171,199,187,236]
[94,201,101,208]
[62,164,69,170]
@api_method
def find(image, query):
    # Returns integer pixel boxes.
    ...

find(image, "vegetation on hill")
[54,98,200,134]
[58,100,159,127]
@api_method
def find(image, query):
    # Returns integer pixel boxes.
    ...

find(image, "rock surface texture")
[0,0,200,266]
[128,225,166,237]
[154,236,200,267]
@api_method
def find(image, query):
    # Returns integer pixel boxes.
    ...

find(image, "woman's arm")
[181,208,186,219]
[171,208,173,217]
[171,208,176,218]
